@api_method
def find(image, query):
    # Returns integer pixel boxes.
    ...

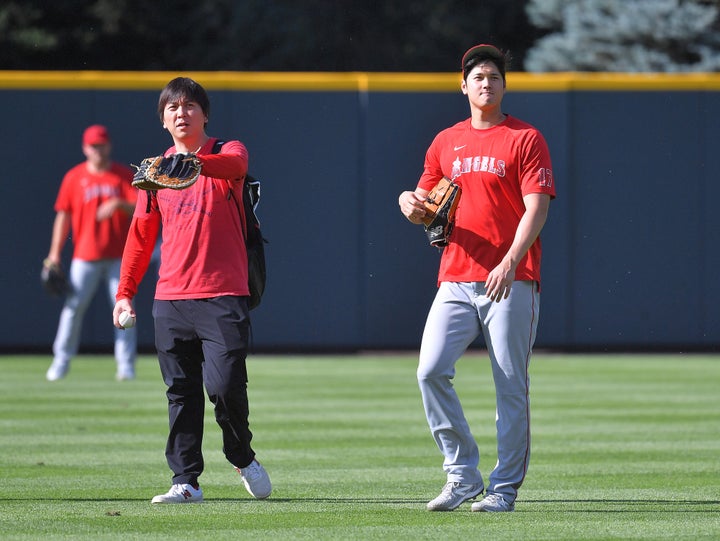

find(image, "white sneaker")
[235,460,272,499]
[471,492,515,512]
[46,360,69,381]
[426,482,484,511]
[115,365,136,381]
[151,483,203,504]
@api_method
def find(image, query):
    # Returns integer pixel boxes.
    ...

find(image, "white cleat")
[426,482,484,511]
[471,492,515,512]
[46,360,69,381]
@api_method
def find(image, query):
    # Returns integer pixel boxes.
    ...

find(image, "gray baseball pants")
[53,258,137,372]
[417,280,539,503]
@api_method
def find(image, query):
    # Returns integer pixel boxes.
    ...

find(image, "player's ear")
[461,79,468,95]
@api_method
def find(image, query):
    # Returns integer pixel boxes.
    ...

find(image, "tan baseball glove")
[421,177,462,247]
[131,153,202,190]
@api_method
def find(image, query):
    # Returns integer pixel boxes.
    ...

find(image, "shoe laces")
[171,483,198,496]
[484,493,510,508]
[170,484,188,495]
[240,461,263,480]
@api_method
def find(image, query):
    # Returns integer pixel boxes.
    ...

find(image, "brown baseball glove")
[131,153,202,190]
[421,177,462,247]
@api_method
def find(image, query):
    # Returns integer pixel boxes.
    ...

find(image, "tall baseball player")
[398,44,556,512]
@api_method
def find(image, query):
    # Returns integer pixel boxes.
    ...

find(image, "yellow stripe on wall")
[1,71,720,92]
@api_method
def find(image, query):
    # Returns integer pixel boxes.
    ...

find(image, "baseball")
[119,311,136,329]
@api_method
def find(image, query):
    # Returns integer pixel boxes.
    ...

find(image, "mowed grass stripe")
[0,353,718,540]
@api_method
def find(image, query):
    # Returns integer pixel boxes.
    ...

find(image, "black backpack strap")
[145,189,156,213]
[212,139,225,154]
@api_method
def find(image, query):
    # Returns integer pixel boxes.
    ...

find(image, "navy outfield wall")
[1,71,718,352]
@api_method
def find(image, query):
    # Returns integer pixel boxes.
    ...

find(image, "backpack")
[212,140,267,310]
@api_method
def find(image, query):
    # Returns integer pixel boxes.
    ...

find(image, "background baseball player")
[398,44,556,512]
[44,124,138,381]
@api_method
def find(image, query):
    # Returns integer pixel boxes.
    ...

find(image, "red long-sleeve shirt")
[116,138,248,301]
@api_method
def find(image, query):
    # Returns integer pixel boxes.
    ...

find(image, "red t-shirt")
[116,138,249,301]
[418,116,556,285]
[54,162,136,261]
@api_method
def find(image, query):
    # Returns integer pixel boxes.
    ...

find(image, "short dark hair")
[157,77,210,124]
[462,46,509,82]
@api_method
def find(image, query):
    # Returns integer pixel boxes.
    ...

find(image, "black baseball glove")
[41,259,71,297]
[131,153,202,190]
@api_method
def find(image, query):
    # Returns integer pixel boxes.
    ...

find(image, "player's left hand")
[485,262,515,302]
[96,198,120,221]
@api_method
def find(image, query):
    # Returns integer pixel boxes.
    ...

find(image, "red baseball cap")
[461,44,504,70]
[82,124,110,146]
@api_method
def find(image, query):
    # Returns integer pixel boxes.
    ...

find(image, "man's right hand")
[398,190,428,224]
[113,298,134,329]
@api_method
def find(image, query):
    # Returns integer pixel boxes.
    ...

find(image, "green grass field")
[0,352,718,540]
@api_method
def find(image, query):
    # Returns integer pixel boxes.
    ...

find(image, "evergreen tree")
[524,0,720,72]
[0,0,537,71]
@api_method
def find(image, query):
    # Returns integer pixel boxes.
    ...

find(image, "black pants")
[153,296,255,485]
